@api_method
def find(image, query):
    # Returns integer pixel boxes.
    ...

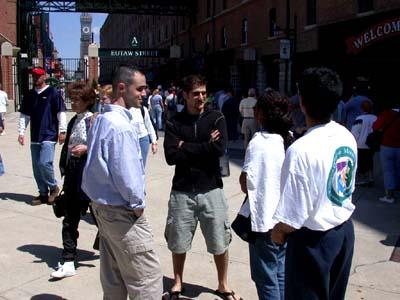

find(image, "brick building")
[100,0,400,104]
[0,0,17,103]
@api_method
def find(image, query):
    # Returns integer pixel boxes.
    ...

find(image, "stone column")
[88,43,99,84]
[1,42,14,102]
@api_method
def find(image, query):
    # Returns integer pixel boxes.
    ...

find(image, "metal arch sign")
[99,48,170,58]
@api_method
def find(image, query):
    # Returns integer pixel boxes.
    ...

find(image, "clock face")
[82,26,90,34]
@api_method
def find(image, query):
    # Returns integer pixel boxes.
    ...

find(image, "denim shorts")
[164,188,232,255]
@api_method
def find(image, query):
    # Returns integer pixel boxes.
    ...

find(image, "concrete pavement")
[0,112,399,300]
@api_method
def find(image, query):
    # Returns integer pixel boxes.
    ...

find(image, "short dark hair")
[298,67,343,122]
[67,81,96,108]
[255,89,293,149]
[112,65,143,91]
[181,74,207,93]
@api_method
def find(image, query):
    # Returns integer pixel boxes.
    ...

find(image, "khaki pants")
[92,202,163,300]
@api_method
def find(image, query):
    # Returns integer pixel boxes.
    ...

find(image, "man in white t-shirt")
[239,88,258,150]
[0,83,8,135]
[272,68,357,300]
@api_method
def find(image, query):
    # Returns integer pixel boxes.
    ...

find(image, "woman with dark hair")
[239,89,292,300]
[51,82,95,279]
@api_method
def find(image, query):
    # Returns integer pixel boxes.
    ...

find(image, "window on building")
[207,0,211,17]
[242,18,248,44]
[158,29,161,42]
[205,32,210,50]
[306,0,317,25]
[192,37,196,52]
[358,0,374,13]
[165,24,169,39]
[182,16,186,30]
[269,8,279,37]
[181,43,185,57]
[221,26,227,48]
[222,0,227,10]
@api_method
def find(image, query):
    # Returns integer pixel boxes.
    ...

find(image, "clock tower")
[80,13,92,60]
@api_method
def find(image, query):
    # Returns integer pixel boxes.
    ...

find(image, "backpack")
[167,95,177,111]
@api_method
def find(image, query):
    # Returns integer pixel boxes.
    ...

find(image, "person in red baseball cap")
[18,66,67,205]
[31,67,46,76]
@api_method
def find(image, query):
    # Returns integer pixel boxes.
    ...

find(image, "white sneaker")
[379,196,395,204]
[51,261,76,278]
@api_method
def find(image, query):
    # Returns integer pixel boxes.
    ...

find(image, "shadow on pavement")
[351,186,400,236]
[31,294,67,300]
[163,276,215,299]
[0,192,33,204]
[17,244,99,269]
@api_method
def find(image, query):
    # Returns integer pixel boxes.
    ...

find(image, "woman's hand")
[151,143,158,154]
[239,172,248,194]
[71,144,88,157]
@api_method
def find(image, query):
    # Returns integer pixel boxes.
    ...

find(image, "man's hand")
[271,222,296,245]
[209,129,221,142]
[58,132,66,145]
[18,135,25,146]
[133,208,144,218]
[151,143,158,154]
[71,144,88,157]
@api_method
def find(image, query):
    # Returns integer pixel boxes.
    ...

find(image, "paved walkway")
[0,112,399,299]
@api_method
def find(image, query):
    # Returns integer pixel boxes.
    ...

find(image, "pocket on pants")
[125,239,161,279]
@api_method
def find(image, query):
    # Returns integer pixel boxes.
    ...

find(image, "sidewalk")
[0,112,399,299]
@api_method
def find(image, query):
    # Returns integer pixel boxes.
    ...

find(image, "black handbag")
[365,131,383,152]
[231,197,256,243]
[52,190,67,218]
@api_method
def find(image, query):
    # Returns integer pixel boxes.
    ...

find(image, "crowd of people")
[0,64,398,300]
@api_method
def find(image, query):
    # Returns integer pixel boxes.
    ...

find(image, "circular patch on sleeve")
[327,146,356,206]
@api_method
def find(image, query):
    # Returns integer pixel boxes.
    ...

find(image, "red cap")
[31,67,46,76]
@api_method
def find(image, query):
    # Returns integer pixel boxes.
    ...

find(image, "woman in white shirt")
[130,105,158,167]
[239,90,292,300]
[51,82,95,279]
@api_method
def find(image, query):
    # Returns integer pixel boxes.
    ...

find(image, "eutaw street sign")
[99,48,169,58]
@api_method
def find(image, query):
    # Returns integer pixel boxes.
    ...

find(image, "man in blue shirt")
[82,66,162,300]
[18,67,67,205]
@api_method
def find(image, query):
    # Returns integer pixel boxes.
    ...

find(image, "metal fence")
[57,58,88,110]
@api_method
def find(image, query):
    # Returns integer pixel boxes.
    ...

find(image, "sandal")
[214,289,244,300]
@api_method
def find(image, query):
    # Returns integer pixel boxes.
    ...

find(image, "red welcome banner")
[346,16,400,54]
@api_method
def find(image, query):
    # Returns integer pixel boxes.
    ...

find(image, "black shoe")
[32,195,49,206]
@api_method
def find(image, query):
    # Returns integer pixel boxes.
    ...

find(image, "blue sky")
[49,13,107,58]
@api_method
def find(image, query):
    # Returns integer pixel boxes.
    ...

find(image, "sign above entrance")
[99,48,169,58]
[346,16,400,54]
[130,36,139,48]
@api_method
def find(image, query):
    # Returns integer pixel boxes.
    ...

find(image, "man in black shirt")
[164,75,242,300]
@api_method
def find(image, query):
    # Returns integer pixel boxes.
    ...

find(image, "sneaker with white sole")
[379,196,395,204]
[51,261,76,278]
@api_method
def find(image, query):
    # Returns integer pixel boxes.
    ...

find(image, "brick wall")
[0,0,17,44]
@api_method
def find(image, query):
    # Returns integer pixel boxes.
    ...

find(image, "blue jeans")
[380,145,400,190]
[30,142,57,195]
[0,153,4,176]
[151,105,163,130]
[139,135,150,167]
[249,231,286,300]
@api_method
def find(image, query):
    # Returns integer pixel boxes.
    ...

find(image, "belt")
[243,117,254,119]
